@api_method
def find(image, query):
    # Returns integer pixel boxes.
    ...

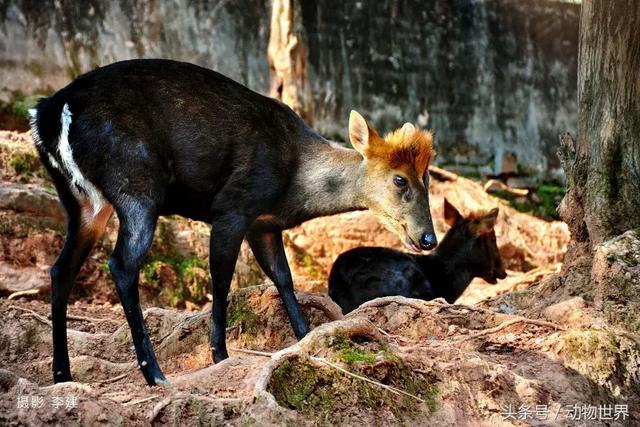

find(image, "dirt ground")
[1,131,638,426]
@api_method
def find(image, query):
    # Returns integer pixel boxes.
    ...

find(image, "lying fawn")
[328,199,507,313]
[29,59,438,386]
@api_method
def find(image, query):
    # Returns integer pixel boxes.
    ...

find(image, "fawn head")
[441,198,507,284]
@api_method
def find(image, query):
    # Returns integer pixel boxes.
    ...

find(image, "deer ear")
[401,122,415,139]
[349,110,372,157]
[444,198,462,227]
[474,208,499,235]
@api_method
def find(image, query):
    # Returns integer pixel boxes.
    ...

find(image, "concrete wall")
[302,0,579,178]
[0,0,271,97]
[0,0,579,179]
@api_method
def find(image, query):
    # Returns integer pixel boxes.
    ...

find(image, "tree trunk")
[268,0,313,125]
[558,0,640,332]
[559,0,640,246]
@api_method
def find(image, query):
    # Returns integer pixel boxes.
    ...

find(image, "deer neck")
[288,137,367,221]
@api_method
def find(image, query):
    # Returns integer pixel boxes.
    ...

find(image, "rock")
[0,183,65,226]
[592,230,640,332]
[506,176,541,189]
[542,297,590,327]
[0,263,50,296]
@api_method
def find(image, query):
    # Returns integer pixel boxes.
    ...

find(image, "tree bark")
[559,0,640,246]
[268,0,313,125]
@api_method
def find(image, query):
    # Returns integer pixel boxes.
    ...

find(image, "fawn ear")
[444,198,462,227]
[349,110,377,158]
[474,208,499,235]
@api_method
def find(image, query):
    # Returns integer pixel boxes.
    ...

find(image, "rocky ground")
[1,130,638,426]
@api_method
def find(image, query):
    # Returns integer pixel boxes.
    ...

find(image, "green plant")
[9,151,45,183]
[141,253,209,307]
[11,96,39,121]
[227,298,260,335]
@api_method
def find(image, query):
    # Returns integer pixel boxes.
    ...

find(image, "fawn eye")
[393,175,407,187]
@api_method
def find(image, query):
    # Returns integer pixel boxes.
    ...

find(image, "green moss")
[9,151,46,183]
[275,332,440,423]
[329,330,377,365]
[141,253,209,307]
[491,182,565,220]
[98,261,110,274]
[142,260,166,289]
[294,251,325,280]
[562,328,640,395]
[227,298,260,337]
[535,184,565,219]
[268,353,439,425]
[179,256,208,302]
[0,221,13,235]
[11,96,39,121]
[462,171,482,180]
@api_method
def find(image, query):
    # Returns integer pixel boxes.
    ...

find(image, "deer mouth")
[402,226,422,253]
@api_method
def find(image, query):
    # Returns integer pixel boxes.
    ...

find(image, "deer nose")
[419,232,437,250]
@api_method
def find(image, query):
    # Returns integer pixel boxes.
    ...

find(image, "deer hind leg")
[51,187,112,383]
[108,196,166,386]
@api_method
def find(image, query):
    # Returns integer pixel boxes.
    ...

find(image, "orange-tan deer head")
[349,110,437,251]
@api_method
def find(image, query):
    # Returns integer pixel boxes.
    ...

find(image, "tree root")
[252,315,423,414]
[7,289,40,300]
[429,165,459,182]
[294,292,344,321]
[11,305,51,326]
[458,317,565,342]
[123,395,160,407]
[229,347,274,357]
[66,313,122,326]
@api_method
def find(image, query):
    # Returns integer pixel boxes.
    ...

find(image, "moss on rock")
[563,328,640,397]
[268,333,439,425]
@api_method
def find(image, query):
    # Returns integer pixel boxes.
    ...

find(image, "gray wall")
[0,0,271,97]
[302,0,579,178]
[0,0,578,179]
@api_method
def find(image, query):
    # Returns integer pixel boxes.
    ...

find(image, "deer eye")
[393,175,407,187]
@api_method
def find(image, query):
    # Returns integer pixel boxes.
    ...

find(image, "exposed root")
[349,295,450,316]
[459,317,565,342]
[66,314,121,326]
[229,348,274,357]
[429,165,459,181]
[7,289,40,300]
[99,373,128,384]
[295,293,343,321]
[123,394,159,406]
[11,305,51,326]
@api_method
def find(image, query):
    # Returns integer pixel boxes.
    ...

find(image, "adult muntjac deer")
[29,59,437,386]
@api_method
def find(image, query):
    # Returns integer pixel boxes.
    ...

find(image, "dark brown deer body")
[29,59,437,386]
[328,200,507,314]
